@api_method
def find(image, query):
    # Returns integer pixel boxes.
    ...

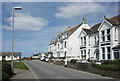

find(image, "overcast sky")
[2,2,118,57]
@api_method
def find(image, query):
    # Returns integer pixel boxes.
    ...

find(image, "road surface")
[24,60,116,80]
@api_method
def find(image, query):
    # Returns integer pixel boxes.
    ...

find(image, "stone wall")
[49,60,120,79]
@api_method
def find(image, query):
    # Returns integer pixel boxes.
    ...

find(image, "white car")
[40,56,45,61]
[45,56,49,62]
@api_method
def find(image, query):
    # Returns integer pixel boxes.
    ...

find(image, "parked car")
[45,56,49,62]
[40,56,45,61]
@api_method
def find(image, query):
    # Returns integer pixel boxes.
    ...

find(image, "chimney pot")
[67,26,71,30]
[104,16,106,19]
[82,17,87,24]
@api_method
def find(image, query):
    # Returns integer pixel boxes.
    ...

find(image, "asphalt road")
[24,60,117,81]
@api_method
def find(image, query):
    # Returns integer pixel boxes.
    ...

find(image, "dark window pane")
[102,48,105,53]
[107,29,110,34]
[107,47,110,52]
[107,35,110,40]
[108,54,111,59]
[102,54,105,59]
[102,31,105,35]
[114,52,119,59]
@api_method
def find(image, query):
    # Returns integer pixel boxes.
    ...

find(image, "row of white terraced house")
[48,15,120,61]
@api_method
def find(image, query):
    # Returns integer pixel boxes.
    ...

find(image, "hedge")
[2,62,12,81]
[98,64,120,71]
[102,59,120,65]
[71,59,78,63]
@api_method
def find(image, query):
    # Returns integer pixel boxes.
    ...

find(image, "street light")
[11,7,22,73]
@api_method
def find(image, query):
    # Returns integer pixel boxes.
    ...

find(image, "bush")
[2,62,12,81]
[91,63,97,68]
[59,57,65,59]
[70,59,78,63]
[32,58,40,60]
[98,64,120,71]
[22,57,29,60]
[102,59,120,65]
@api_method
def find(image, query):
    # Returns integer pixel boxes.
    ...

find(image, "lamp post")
[11,7,22,73]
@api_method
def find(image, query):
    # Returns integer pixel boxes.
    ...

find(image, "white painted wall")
[0,56,2,61]
[0,56,20,61]
[67,24,90,60]
[98,20,119,60]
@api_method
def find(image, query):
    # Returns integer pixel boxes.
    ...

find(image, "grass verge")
[8,62,29,70]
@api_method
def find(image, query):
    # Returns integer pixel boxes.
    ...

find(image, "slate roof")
[65,23,83,39]
[0,52,22,56]
[105,18,120,25]
[90,22,102,33]
[111,14,120,21]
[82,28,92,34]
[90,14,120,33]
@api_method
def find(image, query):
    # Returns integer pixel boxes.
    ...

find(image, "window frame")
[88,36,91,46]
[114,28,117,40]
[114,49,119,59]
[102,47,105,60]
[81,37,83,46]
[106,28,110,41]
[84,36,86,46]
[64,41,67,48]
[101,30,105,42]
[107,47,111,59]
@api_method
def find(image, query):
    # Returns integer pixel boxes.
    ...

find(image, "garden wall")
[49,60,120,79]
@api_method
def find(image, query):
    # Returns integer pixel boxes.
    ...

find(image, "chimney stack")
[82,17,87,24]
[67,26,71,30]
[104,16,106,19]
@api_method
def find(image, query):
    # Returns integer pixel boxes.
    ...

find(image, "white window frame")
[84,36,86,46]
[106,28,110,41]
[88,36,91,46]
[107,47,111,59]
[102,47,105,60]
[114,28,117,40]
[64,41,67,48]
[101,30,105,42]
[81,37,83,46]
[58,44,59,49]
[114,49,119,59]
[94,36,96,45]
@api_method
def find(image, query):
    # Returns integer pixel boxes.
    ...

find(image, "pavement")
[24,60,118,81]
[10,68,36,79]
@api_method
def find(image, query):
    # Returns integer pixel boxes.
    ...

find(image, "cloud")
[3,12,48,31]
[55,3,107,19]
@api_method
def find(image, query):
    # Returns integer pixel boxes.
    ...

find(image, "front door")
[96,53,99,61]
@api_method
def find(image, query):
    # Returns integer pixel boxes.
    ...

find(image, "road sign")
[16,54,18,57]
